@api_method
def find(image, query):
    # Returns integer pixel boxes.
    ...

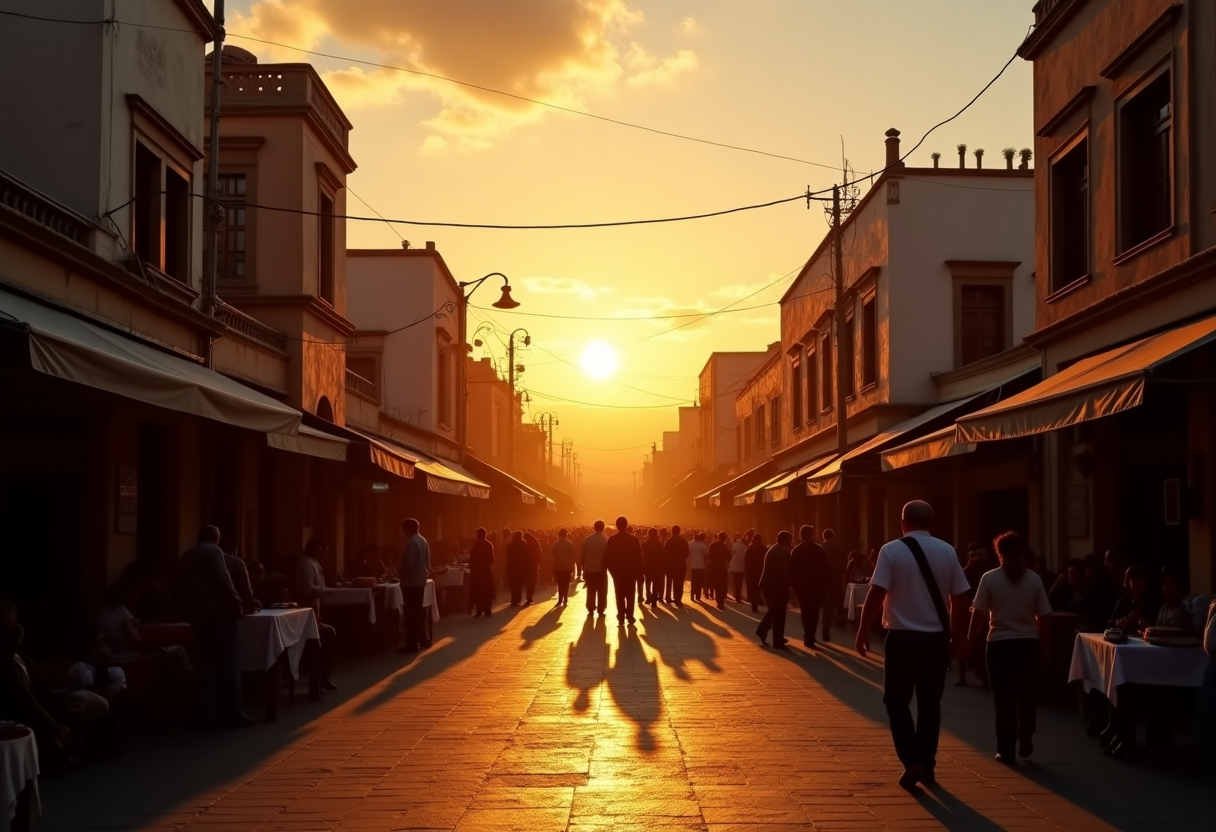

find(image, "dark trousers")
[746,573,762,611]
[711,570,728,607]
[646,572,661,603]
[796,590,821,644]
[667,567,685,603]
[193,617,242,724]
[986,638,1040,756]
[554,570,572,603]
[883,630,949,771]
[402,584,426,649]
[690,568,705,600]
[757,586,788,644]
[612,573,636,621]
[509,572,531,605]
[585,571,607,613]
[317,622,336,679]
[730,572,745,603]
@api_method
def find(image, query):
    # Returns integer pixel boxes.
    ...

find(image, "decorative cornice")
[229,294,356,336]
[1036,86,1095,137]
[126,94,204,161]
[1099,4,1182,79]
[1019,0,1089,61]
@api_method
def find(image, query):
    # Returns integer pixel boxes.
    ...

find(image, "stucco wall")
[734,350,783,469]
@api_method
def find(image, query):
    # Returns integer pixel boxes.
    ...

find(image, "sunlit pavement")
[45,583,1213,831]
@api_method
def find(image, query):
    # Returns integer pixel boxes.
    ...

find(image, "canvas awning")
[762,454,837,503]
[696,460,777,508]
[807,398,981,496]
[267,424,349,461]
[956,314,1216,443]
[734,474,783,506]
[464,455,548,505]
[414,456,491,499]
[0,287,299,435]
[879,425,977,471]
[342,427,417,479]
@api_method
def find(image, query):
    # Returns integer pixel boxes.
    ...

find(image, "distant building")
[697,351,770,472]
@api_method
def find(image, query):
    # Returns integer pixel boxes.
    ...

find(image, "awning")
[807,398,981,496]
[880,425,977,471]
[464,455,548,505]
[734,474,782,506]
[956,314,1216,443]
[344,427,417,479]
[0,287,299,435]
[762,454,837,503]
[696,460,777,507]
[414,456,491,499]
[268,424,349,461]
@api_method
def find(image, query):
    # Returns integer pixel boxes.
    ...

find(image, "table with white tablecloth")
[844,582,871,622]
[1068,632,1207,707]
[0,723,39,832]
[323,583,404,625]
[238,608,320,679]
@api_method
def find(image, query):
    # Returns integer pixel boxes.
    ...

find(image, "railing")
[345,368,380,403]
[206,65,350,152]
[0,170,93,246]
[216,302,288,353]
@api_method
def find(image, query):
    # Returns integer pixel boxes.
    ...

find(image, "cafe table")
[0,723,39,832]
[1068,631,1207,707]
[323,586,379,624]
[238,607,321,721]
[844,582,871,622]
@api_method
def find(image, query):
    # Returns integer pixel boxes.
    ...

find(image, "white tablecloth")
[844,583,871,621]
[1068,632,1208,706]
[0,724,39,827]
[432,568,466,590]
[423,579,440,623]
[379,582,403,611]
[323,587,377,623]
[239,608,320,679]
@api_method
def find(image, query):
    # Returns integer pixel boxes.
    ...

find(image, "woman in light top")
[967,531,1052,764]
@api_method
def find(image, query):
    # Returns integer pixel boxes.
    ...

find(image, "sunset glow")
[579,340,620,380]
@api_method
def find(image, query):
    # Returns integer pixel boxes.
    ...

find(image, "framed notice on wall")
[116,464,137,534]
[1065,482,1089,539]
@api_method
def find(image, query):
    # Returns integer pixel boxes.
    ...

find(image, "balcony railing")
[206,64,351,152]
[216,302,288,353]
[0,169,93,247]
[345,368,380,403]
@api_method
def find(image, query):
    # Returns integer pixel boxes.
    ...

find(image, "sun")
[579,340,619,380]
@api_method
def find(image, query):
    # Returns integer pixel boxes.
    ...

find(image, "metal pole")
[204,0,225,321]
[832,184,848,457]
[508,335,516,471]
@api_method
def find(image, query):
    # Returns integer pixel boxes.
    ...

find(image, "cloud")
[520,276,613,300]
[229,0,698,149]
[680,17,699,35]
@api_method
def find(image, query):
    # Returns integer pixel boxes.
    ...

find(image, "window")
[820,332,833,410]
[132,140,191,282]
[1119,70,1172,251]
[437,345,451,428]
[959,286,1005,365]
[770,396,781,448]
[743,416,752,459]
[805,350,818,421]
[318,191,335,304]
[738,424,746,462]
[346,355,378,391]
[1050,137,1088,292]
[843,314,855,397]
[861,296,877,387]
[218,174,248,282]
[791,361,803,427]
[755,404,766,450]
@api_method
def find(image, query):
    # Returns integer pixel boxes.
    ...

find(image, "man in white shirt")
[855,501,970,791]
[580,520,609,616]
[729,534,748,604]
[688,533,709,602]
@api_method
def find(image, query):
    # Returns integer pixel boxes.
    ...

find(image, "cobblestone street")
[45,584,1213,832]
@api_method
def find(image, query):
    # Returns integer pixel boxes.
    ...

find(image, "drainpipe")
[203,0,226,366]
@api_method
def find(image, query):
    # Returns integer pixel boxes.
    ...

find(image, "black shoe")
[995,753,1016,765]
[822,632,831,644]
[803,639,816,649]
[898,765,928,790]
[773,643,791,652]
[755,626,768,646]
[717,604,725,611]
[1018,735,1034,759]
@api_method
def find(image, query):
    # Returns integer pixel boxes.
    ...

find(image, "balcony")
[216,301,288,353]
[0,169,93,247]
[205,64,352,156]
[345,368,380,403]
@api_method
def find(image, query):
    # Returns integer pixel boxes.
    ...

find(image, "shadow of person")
[640,615,723,680]
[565,614,607,713]
[519,603,564,650]
[912,787,1008,832]
[606,625,661,753]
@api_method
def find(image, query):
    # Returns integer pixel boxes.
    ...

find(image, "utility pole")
[506,328,530,471]
[533,412,559,478]
[832,184,849,457]
[202,0,226,366]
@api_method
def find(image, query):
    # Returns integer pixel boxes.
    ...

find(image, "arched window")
[316,395,334,422]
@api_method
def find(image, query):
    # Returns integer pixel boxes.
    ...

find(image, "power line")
[527,389,690,409]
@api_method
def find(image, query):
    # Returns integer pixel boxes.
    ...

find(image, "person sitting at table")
[295,539,339,694]
[1048,558,1087,612]
[248,560,271,606]
[1109,564,1160,633]
[1153,567,1192,632]
[0,598,114,769]
[226,553,262,615]
[97,580,193,675]
[468,528,496,617]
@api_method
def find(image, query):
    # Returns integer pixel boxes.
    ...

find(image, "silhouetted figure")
[468,528,496,617]
[756,531,793,649]
[581,520,609,616]
[744,533,767,613]
[790,524,831,648]
[642,528,665,607]
[398,518,433,654]
[664,526,689,606]
[506,532,532,607]
[605,516,644,625]
[552,528,575,606]
[707,532,732,611]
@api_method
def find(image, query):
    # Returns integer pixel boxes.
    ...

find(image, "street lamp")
[457,273,521,463]
[507,328,531,471]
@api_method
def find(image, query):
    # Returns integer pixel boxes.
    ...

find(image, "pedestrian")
[581,520,609,616]
[176,525,251,727]
[523,530,541,601]
[967,531,1052,765]
[744,533,766,612]
[664,525,689,606]
[689,532,708,602]
[822,528,847,629]
[552,528,575,606]
[1199,597,1216,765]
[855,501,971,791]
[630,525,646,603]
[468,528,496,617]
[642,528,665,607]
[756,531,793,649]
[294,539,339,693]
[398,518,433,654]
[707,532,732,610]
[729,533,747,604]
[790,525,830,649]
[605,516,644,625]
[506,531,532,607]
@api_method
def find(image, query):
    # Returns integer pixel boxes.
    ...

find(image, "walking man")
[707,532,732,611]
[744,532,766,613]
[551,528,575,606]
[790,525,831,649]
[642,528,665,607]
[664,525,689,606]
[398,518,433,654]
[729,533,747,604]
[506,531,532,607]
[605,516,643,625]
[756,531,793,649]
[855,501,971,790]
[581,520,609,616]
[822,529,847,635]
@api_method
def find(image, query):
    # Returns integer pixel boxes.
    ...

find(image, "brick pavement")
[44,582,1213,831]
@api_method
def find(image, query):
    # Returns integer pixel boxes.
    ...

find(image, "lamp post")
[506,328,531,471]
[456,273,520,464]
[533,412,559,480]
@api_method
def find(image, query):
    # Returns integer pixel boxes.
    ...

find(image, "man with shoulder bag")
[855,501,971,791]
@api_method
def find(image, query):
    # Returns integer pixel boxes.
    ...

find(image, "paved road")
[44,582,1212,831]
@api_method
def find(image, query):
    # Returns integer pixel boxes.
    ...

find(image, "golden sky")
[215,0,1036,486]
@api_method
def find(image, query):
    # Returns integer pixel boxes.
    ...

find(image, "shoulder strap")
[901,536,950,633]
